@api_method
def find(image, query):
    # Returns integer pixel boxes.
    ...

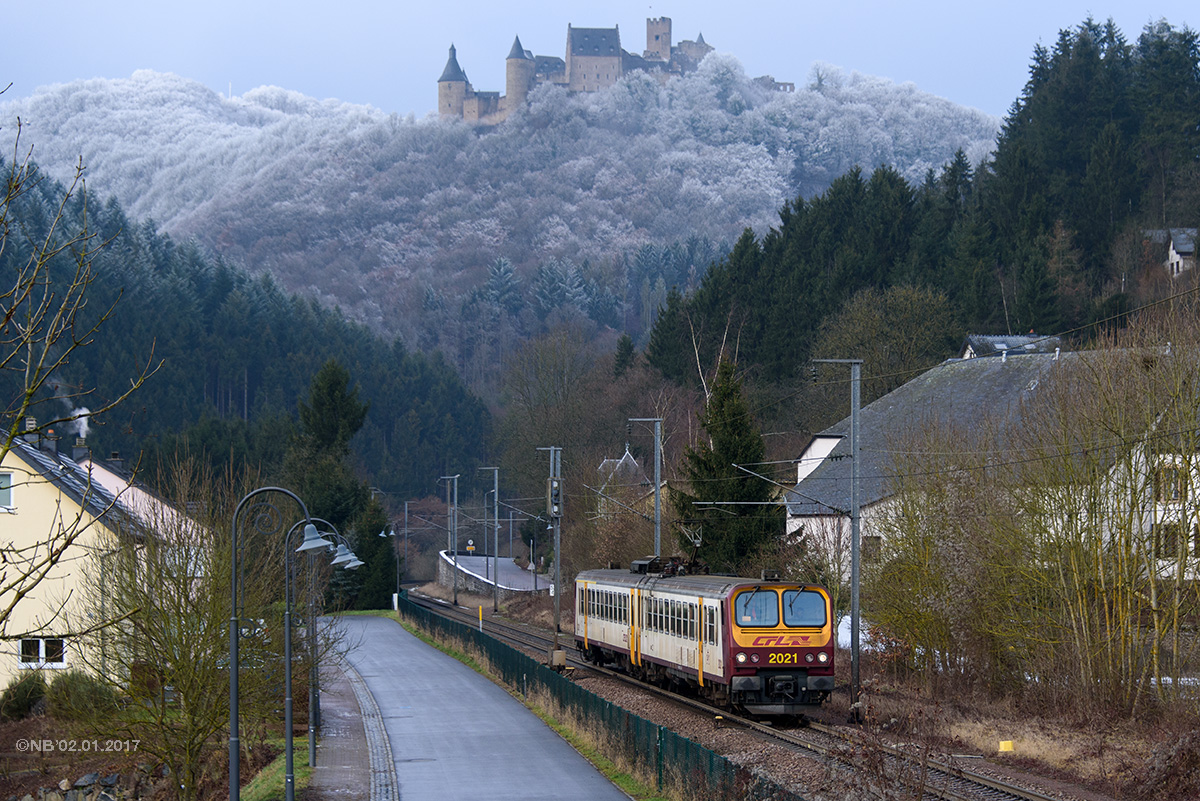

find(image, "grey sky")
[6,1,1194,118]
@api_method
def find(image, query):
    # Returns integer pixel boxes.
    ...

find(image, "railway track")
[404,593,1067,801]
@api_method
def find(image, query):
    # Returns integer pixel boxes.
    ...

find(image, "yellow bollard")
[999,740,1014,753]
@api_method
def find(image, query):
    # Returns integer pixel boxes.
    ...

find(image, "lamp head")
[330,544,353,565]
[296,523,334,552]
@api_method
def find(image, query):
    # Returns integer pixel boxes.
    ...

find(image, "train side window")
[689,604,696,639]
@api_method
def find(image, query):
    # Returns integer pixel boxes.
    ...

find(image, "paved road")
[448,553,543,591]
[336,615,630,801]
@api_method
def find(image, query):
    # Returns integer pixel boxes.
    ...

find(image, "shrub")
[0,672,47,720]
[47,670,118,720]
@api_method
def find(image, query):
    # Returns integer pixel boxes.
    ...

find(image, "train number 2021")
[767,652,798,664]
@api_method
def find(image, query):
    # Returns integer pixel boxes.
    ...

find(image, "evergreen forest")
[647,19,1200,408]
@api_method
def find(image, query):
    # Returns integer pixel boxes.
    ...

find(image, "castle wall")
[464,91,501,121]
[568,55,622,92]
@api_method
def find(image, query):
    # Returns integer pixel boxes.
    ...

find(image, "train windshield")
[782,590,826,628]
[734,589,779,627]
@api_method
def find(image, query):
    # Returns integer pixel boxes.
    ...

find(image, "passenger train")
[574,560,834,716]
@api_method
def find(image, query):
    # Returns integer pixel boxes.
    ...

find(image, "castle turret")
[438,44,469,117]
[645,17,672,61]
[504,35,536,111]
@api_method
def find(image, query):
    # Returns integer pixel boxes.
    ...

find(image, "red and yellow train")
[574,562,834,716]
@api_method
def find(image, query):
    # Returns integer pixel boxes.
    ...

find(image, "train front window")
[782,590,826,627]
[734,589,778,627]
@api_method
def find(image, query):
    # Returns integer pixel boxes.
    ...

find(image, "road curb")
[342,656,400,801]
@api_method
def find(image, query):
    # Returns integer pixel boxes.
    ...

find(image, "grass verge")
[240,738,313,801]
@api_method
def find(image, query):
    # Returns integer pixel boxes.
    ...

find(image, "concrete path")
[305,661,374,800]
[323,615,629,801]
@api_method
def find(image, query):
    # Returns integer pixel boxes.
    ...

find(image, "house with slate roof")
[1166,228,1196,278]
[785,351,1075,580]
[1142,228,1197,279]
[596,444,652,520]
[787,347,1200,583]
[0,422,138,687]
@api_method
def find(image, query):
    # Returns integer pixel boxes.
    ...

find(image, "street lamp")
[301,518,350,764]
[284,521,334,789]
[230,487,322,801]
[379,501,408,607]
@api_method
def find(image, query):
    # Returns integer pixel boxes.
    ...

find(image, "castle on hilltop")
[438,17,715,124]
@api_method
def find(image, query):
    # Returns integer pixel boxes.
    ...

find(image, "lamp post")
[284,521,335,785]
[379,502,407,608]
[230,487,325,801]
[303,517,349,765]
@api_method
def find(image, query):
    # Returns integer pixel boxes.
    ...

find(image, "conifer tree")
[671,360,782,572]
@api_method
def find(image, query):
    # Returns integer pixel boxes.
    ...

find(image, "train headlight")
[817,651,829,663]
[805,653,814,663]
[736,652,747,664]
[750,653,760,663]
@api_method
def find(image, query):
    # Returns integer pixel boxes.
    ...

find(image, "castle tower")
[645,17,672,61]
[438,44,469,117]
[504,35,536,110]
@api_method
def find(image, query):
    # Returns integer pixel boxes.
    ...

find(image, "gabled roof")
[7,438,134,532]
[598,445,650,488]
[960,333,1061,359]
[1169,228,1196,255]
[786,353,1075,516]
[568,26,621,57]
[438,44,469,83]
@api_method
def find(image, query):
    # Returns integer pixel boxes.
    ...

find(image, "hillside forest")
[2,18,1200,667]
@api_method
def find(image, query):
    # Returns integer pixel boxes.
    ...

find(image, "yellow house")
[0,430,131,689]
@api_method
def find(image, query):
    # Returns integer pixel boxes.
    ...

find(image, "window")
[1155,466,1188,503]
[19,638,66,669]
[1153,522,1185,558]
[734,589,778,627]
[782,590,827,627]
[0,472,11,510]
[863,535,882,561]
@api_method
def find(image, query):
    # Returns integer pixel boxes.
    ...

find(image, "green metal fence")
[398,594,807,800]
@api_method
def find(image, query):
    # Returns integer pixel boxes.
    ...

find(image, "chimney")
[108,451,123,471]
[40,428,59,454]
[72,437,89,462]
[21,417,38,444]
